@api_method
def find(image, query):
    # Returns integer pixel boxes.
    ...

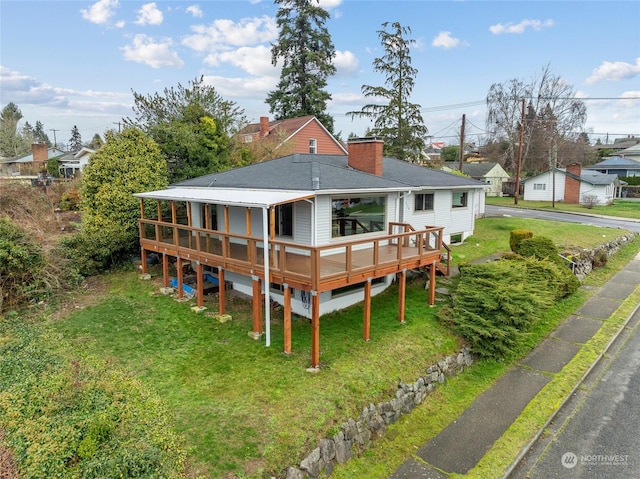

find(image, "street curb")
[486,203,640,224]
[501,287,640,479]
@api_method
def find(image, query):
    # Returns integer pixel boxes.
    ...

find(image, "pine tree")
[347,22,428,162]
[266,0,336,132]
[69,125,83,151]
[0,102,26,157]
[34,121,51,146]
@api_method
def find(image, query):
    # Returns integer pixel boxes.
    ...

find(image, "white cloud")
[489,19,554,35]
[122,35,184,68]
[214,45,276,76]
[432,31,467,49]
[585,58,640,84]
[135,3,163,26]
[183,16,278,52]
[80,0,119,25]
[318,0,342,9]
[334,50,358,75]
[186,5,203,18]
[201,74,277,99]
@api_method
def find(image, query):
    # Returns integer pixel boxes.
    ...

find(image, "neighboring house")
[135,137,487,368]
[58,147,96,177]
[616,143,640,162]
[585,156,640,177]
[0,143,66,176]
[237,115,347,157]
[443,161,511,196]
[523,163,620,204]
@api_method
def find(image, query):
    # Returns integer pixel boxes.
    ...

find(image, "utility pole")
[459,114,465,171]
[49,129,59,148]
[514,99,525,205]
[113,122,122,133]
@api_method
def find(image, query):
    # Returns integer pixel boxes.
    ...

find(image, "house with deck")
[135,137,487,368]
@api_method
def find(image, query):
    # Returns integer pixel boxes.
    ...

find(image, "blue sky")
[1,0,639,149]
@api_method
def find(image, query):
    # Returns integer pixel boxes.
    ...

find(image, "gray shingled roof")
[585,156,640,169]
[174,154,486,191]
[444,161,503,178]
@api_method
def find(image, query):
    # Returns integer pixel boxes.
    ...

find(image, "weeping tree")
[347,22,427,162]
[486,64,587,173]
[266,0,336,132]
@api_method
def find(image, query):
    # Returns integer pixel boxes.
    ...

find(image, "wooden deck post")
[251,276,263,338]
[283,284,291,354]
[398,269,406,323]
[176,257,184,299]
[429,261,436,305]
[218,269,226,314]
[162,253,169,287]
[140,248,148,275]
[310,291,320,369]
[363,279,372,341]
[196,262,204,307]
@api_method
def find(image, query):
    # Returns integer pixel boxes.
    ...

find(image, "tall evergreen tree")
[69,125,83,151]
[89,133,104,150]
[347,22,427,162]
[34,121,51,146]
[0,102,26,157]
[266,0,336,132]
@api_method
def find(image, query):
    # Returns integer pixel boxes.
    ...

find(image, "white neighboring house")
[58,147,96,177]
[443,161,511,197]
[523,163,620,205]
[135,137,487,368]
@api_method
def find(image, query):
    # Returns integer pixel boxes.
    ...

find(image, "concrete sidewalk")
[389,252,640,479]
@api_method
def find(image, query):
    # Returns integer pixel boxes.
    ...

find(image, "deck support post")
[196,262,204,307]
[250,275,263,339]
[398,269,406,323]
[218,269,226,314]
[176,258,184,299]
[309,291,320,370]
[140,248,147,275]
[429,261,436,305]
[363,279,372,341]
[162,253,169,287]
[283,284,291,354]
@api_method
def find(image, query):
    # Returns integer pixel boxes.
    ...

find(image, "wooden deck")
[138,219,444,292]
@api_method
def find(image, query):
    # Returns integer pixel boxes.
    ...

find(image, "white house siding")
[579,183,613,205]
[293,200,312,245]
[523,171,565,201]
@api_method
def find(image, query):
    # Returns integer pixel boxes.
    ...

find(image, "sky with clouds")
[1,0,639,149]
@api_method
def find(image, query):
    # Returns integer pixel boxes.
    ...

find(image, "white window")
[533,183,546,191]
[452,191,468,208]
[309,138,317,154]
[415,193,434,211]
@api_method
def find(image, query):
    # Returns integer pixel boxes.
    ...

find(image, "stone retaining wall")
[564,233,637,280]
[283,347,476,479]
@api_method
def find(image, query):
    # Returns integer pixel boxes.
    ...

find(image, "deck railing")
[139,219,443,292]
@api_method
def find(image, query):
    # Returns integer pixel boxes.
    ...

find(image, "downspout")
[262,206,271,347]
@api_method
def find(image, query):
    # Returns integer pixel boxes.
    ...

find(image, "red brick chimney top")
[260,116,269,137]
[565,162,582,177]
[347,137,384,176]
[32,143,48,162]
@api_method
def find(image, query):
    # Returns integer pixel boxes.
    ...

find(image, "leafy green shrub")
[0,314,186,478]
[509,229,533,253]
[439,258,557,359]
[0,217,51,311]
[60,188,81,211]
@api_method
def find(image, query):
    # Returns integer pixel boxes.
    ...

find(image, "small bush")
[60,188,81,211]
[509,229,533,253]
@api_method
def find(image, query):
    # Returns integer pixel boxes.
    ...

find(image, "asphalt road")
[508,305,640,479]
[485,204,640,233]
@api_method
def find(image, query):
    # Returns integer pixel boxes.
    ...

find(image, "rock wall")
[563,233,637,281]
[283,347,476,479]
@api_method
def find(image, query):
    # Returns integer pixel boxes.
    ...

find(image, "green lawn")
[486,196,640,220]
[4,216,639,478]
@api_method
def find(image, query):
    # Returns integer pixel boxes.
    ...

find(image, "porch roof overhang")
[134,187,316,208]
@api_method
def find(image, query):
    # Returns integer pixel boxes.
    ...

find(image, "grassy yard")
[485,196,640,220]
[3,216,638,478]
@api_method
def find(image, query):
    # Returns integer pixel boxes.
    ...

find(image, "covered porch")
[136,190,446,369]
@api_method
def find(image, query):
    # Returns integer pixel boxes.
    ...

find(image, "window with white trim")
[452,191,468,208]
[309,138,317,154]
[415,193,434,211]
[533,183,546,191]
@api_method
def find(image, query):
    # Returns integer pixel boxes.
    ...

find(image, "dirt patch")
[49,275,111,322]
[0,431,18,479]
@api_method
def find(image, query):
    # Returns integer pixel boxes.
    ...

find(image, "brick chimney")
[564,162,582,204]
[260,116,270,137]
[32,143,48,171]
[347,137,384,176]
